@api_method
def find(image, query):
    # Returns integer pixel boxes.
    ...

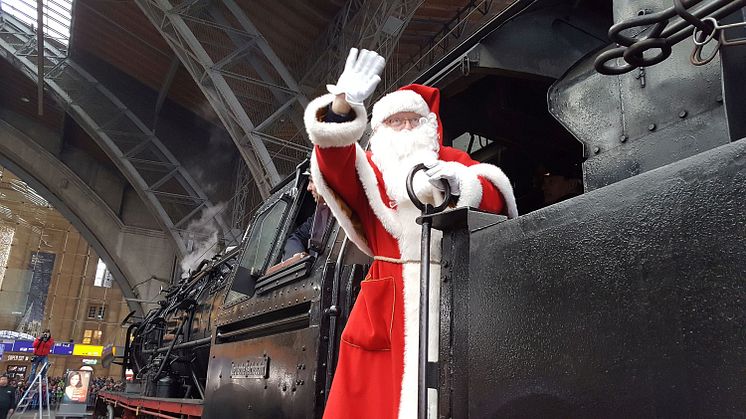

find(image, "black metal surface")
[459,2,609,80]
[418,214,432,419]
[255,258,315,295]
[203,317,322,418]
[415,0,539,85]
[204,199,358,418]
[439,138,746,417]
[126,247,238,398]
[419,207,507,231]
[719,7,746,142]
[549,17,728,190]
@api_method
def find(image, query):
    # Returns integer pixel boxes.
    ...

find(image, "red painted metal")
[98,391,203,418]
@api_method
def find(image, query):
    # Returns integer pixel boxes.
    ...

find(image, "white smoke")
[180,203,226,277]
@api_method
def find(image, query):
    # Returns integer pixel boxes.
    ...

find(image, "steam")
[180,203,226,277]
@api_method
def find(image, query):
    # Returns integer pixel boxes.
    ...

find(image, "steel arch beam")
[0,14,235,257]
[0,118,176,317]
[204,4,309,158]
[136,0,305,197]
[299,0,425,97]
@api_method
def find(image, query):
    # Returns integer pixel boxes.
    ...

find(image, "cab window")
[225,198,289,304]
[263,177,332,275]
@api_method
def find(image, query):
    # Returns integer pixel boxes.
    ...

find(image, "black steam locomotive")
[99,0,746,417]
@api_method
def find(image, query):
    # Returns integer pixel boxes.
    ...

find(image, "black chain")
[595,0,745,75]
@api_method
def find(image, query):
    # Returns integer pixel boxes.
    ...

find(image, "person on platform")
[29,329,54,379]
[304,48,517,419]
[0,375,16,419]
[63,371,86,403]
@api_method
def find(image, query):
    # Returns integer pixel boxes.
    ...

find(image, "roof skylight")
[1,0,73,46]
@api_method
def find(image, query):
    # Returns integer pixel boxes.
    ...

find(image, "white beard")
[369,113,440,203]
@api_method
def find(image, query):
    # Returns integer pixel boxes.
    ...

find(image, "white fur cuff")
[456,166,483,208]
[304,93,368,148]
[467,163,519,218]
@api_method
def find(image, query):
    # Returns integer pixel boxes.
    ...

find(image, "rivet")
[620,135,628,143]
[716,95,723,103]
[648,123,656,131]
[593,146,600,154]
[678,110,687,118]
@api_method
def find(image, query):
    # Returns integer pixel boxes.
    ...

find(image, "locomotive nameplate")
[231,357,270,379]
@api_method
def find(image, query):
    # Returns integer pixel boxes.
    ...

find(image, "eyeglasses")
[382,116,427,130]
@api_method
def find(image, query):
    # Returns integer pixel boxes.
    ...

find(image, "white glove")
[425,161,467,196]
[410,170,438,204]
[327,48,385,106]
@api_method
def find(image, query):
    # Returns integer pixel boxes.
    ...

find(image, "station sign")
[3,354,32,362]
[72,344,103,357]
[52,342,74,355]
[12,341,34,352]
[0,341,105,358]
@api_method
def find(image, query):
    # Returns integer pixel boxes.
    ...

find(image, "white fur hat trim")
[371,90,430,130]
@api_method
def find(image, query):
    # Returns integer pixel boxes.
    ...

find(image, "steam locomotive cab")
[202,167,369,418]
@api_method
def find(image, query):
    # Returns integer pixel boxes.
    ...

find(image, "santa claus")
[304,48,517,419]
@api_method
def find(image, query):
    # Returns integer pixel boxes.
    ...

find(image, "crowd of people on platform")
[3,375,125,410]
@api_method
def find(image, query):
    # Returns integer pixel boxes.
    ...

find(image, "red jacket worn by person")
[33,337,54,356]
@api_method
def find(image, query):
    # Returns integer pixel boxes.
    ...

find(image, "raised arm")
[304,49,386,252]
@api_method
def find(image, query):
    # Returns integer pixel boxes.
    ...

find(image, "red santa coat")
[305,92,517,419]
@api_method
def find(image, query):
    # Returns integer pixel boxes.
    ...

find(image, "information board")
[52,342,74,355]
[72,344,103,357]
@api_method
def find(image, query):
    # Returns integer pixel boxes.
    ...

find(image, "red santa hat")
[370,84,443,144]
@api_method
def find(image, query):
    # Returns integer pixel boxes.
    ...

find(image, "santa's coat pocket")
[341,276,395,351]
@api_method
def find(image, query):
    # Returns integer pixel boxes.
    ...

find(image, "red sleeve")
[314,144,372,221]
[33,338,40,348]
[477,178,504,214]
[49,338,55,347]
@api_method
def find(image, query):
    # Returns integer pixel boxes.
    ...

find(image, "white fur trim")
[395,202,443,419]
[310,149,373,256]
[304,93,368,148]
[371,90,430,130]
[352,144,403,239]
[467,163,519,218]
[448,162,483,209]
